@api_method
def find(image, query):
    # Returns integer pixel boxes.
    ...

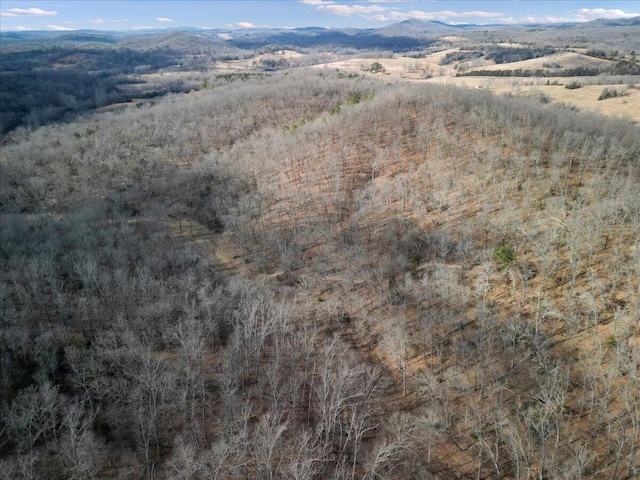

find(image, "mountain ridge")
[2,16,638,41]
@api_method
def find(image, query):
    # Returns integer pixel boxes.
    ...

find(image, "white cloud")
[131,26,156,30]
[364,14,392,22]
[465,11,504,19]
[571,8,639,21]
[156,17,175,23]
[300,0,334,5]
[301,0,410,3]
[302,1,640,25]
[236,21,256,28]
[417,10,503,20]
[364,9,505,22]
[318,4,386,16]
[46,24,75,31]
[1,7,57,17]
[513,15,573,24]
[90,18,129,24]
[305,2,506,23]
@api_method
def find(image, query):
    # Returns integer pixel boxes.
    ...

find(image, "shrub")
[538,93,551,104]
[565,81,582,90]
[494,244,516,269]
[346,92,362,105]
[369,62,385,73]
[598,87,625,100]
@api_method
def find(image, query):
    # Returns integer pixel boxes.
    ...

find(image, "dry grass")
[212,49,305,72]
[445,78,640,122]
[465,51,614,72]
[309,53,452,79]
[307,51,639,122]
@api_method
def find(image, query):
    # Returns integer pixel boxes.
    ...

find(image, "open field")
[211,49,309,72]
[426,76,640,122]
[463,50,615,72]
[309,54,448,79]
[305,52,640,122]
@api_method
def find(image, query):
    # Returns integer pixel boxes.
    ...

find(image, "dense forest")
[1,69,639,479]
[0,43,212,134]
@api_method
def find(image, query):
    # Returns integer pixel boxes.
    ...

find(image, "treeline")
[458,60,640,77]
[439,49,484,65]
[485,46,556,64]
[459,66,603,77]
[440,46,557,66]
[253,57,289,71]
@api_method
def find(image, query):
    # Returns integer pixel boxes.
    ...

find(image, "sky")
[1,1,639,32]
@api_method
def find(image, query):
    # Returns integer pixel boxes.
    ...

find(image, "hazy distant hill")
[226,28,430,51]
[373,19,461,38]
[120,31,227,53]
[585,16,640,27]
[3,16,639,52]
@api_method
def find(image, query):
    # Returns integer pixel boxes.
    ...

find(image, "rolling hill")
[1,70,639,479]
[1,15,640,479]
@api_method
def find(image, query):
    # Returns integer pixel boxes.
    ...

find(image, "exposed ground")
[157,78,640,478]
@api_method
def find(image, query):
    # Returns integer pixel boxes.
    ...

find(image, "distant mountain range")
[2,16,639,51]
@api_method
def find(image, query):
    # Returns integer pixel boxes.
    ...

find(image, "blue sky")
[1,1,639,31]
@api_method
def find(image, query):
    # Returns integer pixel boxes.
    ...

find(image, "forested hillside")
[1,71,639,479]
[0,33,251,134]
